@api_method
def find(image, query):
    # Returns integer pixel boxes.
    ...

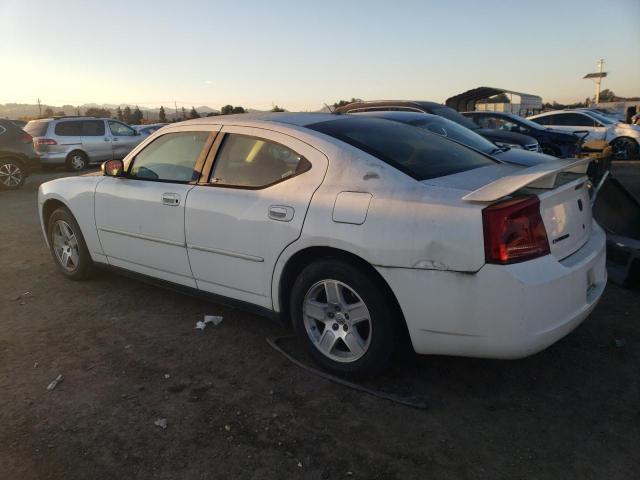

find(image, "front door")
[547,113,608,151]
[107,120,143,159]
[95,127,218,287]
[185,126,328,308]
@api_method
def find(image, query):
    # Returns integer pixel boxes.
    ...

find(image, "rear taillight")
[19,132,33,144]
[482,196,550,264]
[35,138,57,145]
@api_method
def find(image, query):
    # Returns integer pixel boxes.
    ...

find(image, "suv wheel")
[290,259,398,378]
[66,151,88,171]
[0,159,26,190]
[47,207,94,280]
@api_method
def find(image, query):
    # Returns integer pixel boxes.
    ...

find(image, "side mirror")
[102,159,124,177]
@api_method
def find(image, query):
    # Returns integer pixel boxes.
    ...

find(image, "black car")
[335,100,540,152]
[463,111,584,158]
[0,119,39,190]
[352,111,556,167]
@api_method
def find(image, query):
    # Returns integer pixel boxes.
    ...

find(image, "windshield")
[307,117,495,181]
[24,120,49,137]
[584,110,615,125]
[430,106,479,130]
[408,117,498,155]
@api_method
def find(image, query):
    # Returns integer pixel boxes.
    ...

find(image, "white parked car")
[528,109,640,160]
[38,114,607,377]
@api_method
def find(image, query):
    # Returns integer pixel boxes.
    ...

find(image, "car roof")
[178,112,341,128]
[335,100,444,114]
[350,111,440,122]
[464,111,518,118]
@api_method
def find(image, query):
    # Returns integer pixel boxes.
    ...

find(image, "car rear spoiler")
[462,158,591,202]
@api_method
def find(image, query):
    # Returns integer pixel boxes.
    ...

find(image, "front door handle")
[162,193,180,206]
[268,205,294,222]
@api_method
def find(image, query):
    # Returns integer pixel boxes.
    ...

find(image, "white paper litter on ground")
[195,315,224,331]
[154,418,168,429]
[47,374,63,391]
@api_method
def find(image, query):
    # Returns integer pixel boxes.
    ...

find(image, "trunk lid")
[422,158,593,261]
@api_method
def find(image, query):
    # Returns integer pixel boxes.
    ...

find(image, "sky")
[1,0,639,111]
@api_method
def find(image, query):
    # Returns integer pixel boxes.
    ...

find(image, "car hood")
[475,128,538,145]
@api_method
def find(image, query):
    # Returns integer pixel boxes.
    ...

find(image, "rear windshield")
[307,117,496,181]
[24,121,49,137]
[408,117,498,155]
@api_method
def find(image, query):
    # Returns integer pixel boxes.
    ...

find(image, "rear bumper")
[39,152,69,165]
[376,221,607,359]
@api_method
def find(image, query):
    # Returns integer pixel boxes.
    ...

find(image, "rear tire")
[47,207,94,280]
[66,151,88,171]
[0,159,26,190]
[290,259,398,378]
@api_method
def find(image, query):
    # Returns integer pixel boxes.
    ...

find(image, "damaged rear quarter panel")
[292,143,487,272]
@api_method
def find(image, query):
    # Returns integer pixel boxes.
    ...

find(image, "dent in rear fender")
[38,176,107,263]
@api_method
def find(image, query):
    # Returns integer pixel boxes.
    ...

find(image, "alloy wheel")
[70,154,86,170]
[52,220,80,272]
[302,279,372,363]
[611,138,637,160]
[0,163,23,188]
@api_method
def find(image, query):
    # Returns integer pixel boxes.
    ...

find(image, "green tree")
[84,107,112,118]
[231,106,246,114]
[221,105,234,115]
[271,105,285,112]
[181,107,187,120]
[158,106,167,123]
[189,106,200,119]
[332,97,361,109]
[131,106,143,125]
[116,106,124,121]
[43,107,54,118]
[122,106,132,123]
[54,111,66,117]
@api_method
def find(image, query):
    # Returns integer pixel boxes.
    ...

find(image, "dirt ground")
[1,164,639,480]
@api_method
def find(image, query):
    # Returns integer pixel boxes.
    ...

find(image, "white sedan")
[528,109,640,160]
[38,113,607,377]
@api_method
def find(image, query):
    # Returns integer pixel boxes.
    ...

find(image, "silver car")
[24,117,147,171]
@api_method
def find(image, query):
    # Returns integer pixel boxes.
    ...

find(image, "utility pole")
[583,58,607,105]
[37,98,42,117]
[174,101,178,121]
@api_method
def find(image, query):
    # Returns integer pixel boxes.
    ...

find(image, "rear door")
[81,120,112,162]
[185,126,328,308]
[95,126,218,286]
[107,120,143,159]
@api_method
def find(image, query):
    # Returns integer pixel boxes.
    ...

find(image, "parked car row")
[38,112,606,377]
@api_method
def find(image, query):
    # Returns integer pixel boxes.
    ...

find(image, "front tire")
[290,259,398,378]
[610,137,639,160]
[66,151,88,171]
[47,207,94,280]
[0,159,26,190]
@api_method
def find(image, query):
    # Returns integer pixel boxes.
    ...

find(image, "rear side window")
[24,121,49,137]
[308,117,495,181]
[82,120,105,136]
[129,131,211,182]
[54,121,82,136]
[210,134,310,188]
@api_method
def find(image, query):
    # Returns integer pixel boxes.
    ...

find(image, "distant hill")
[0,103,220,121]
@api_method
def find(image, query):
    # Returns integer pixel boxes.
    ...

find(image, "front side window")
[109,121,136,136]
[82,120,105,136]
[476,116,527,133]
[210,134,310,188]
[54,121,82,136]
[129,131,211,182]
[308,117,495,181]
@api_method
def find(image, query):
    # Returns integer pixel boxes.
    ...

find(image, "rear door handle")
[162,193,180,206]
[268,205,294,222]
